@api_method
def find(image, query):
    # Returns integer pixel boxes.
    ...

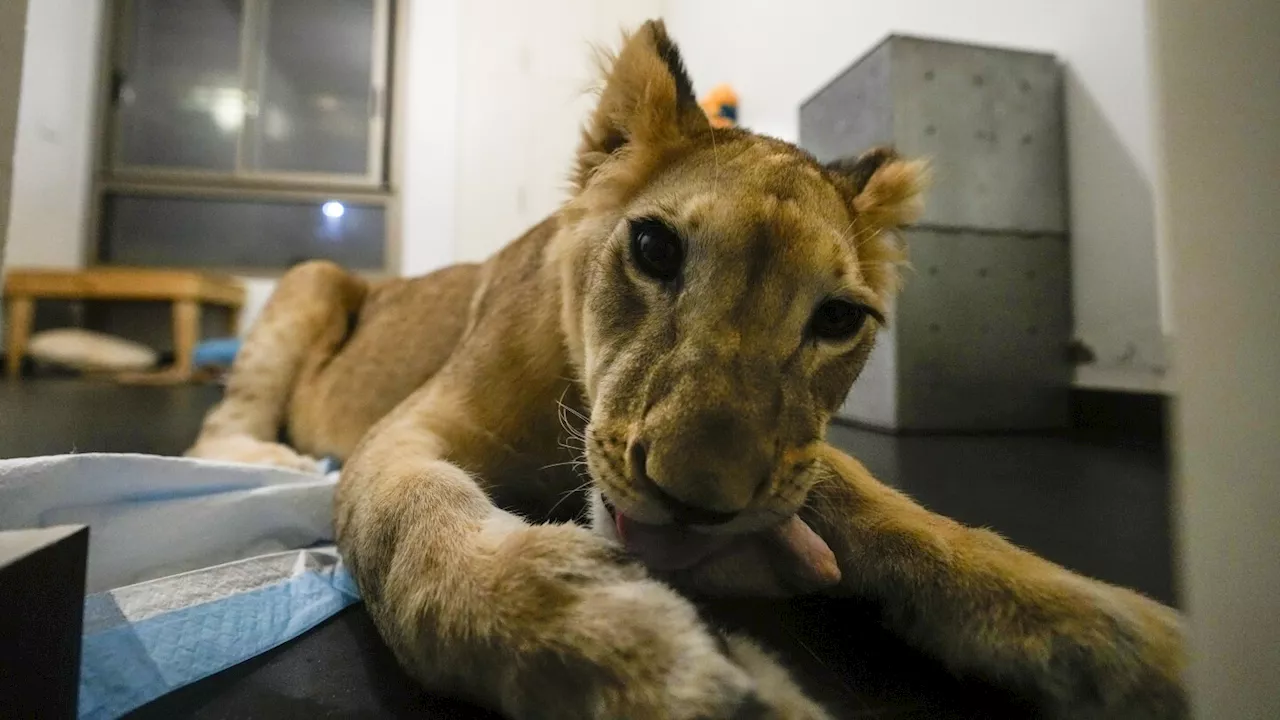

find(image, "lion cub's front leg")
[805,445,1186,719]
[336,419,828,720]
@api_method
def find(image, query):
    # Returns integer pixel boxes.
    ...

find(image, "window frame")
[86,0,405,277]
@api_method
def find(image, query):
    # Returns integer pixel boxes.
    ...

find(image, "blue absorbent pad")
[0,453,358,719]
[79,548,359,720]
[192,337,242,368]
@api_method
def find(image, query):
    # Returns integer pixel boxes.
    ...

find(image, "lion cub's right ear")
[574,20,711,189]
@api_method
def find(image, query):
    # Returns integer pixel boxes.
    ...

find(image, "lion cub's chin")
[589,491,842,596]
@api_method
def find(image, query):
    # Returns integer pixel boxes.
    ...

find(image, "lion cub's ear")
[574,20,710,188]
[827,147,929,233]
[828,147,930,296]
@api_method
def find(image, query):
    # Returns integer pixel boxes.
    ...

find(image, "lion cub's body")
[192,221,594,520]
[287,262,480,458]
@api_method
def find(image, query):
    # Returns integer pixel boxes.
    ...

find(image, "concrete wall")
[1153,0,1280,716]
[665,0,1167,392]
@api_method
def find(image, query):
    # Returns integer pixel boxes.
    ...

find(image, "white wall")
[446,0,664,264]
[396,0,460,277]
[0,0,29,271]
[1153,0,1280,716]
[398,0,670,274]
[4,0,102,270]
[666,0,1167,392]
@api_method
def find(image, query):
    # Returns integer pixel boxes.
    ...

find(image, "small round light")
[321,201,345,219]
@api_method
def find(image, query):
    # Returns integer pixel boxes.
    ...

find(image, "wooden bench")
[3,267,245,380]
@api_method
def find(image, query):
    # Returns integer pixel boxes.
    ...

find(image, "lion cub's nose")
[629,441,740,525]
[624,427,762,525]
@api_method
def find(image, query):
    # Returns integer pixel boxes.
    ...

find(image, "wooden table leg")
[171,299,200,380]
[228,303,243,336]
[5,295,34,380]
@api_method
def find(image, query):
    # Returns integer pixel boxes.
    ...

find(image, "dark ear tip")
[635,19,673,53]
[827,146,900,194]
[640,18,669,35]
[643,18,697,110]
[861,146,899,167]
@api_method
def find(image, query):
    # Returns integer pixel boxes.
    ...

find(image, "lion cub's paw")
[1045,581,1188,720]
[571,589,830,719]
[186,435,321,473]
[722,635,834,719]
[492,525,829,719]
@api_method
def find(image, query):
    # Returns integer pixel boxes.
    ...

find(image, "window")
[94,0,396,272]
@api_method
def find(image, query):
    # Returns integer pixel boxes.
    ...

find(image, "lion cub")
[190,20,1186,720]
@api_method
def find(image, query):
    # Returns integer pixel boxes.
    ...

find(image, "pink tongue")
[614,512,840,589]
[615,513,734,571]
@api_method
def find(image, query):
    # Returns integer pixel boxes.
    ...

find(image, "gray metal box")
[801,35,1067,235]
[802,36,1071,431]
[841,229,1072,430]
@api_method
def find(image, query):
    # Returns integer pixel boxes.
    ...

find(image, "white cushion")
[27,328,158,373]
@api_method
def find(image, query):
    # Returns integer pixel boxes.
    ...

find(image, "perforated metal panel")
[802,35,1065,234]
[894,229,1071,429]
[890,37,1066,234]
[803,36,1071,431]
[841,231,1071,431]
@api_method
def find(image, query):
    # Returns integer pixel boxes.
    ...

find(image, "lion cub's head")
[552,21,924,570]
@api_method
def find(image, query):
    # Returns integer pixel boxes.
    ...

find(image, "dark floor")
[0,380,1175,719]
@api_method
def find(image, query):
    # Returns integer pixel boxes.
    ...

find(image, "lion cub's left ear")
[827,147,929,233]
[574,20,711,188]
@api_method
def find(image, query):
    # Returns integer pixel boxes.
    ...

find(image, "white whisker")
[546,478,596,518]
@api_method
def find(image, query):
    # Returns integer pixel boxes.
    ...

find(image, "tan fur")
[188,20,1186,719]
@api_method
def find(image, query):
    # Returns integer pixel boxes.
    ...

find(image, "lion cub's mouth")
[601,494,736,571]
[600,494,841,588]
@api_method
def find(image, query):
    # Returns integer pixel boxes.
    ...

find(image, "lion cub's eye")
[629,219,684,283]
[809,300,870,341]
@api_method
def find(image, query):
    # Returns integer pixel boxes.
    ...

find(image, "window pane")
[101,194,386,270]
[116,0,245,170]
[245,0,377,176]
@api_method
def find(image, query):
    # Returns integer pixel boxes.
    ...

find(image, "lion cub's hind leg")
[186,260,367,472]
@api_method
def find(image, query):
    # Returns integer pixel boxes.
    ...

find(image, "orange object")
[699,84,738,128]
